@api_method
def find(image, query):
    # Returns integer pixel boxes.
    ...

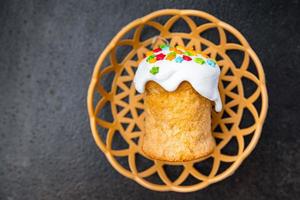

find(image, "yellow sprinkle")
[186,47,195,51]
[191,50,197,54]
[176,45,186,52]
[148,57,157,63]
[166,54,176,61]
[146,51,154,57]
[175,49,183,54]
[186,50,196,56]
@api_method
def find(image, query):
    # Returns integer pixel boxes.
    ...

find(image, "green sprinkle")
[159,44,166,48]
[146,55,155,62]
[150,66,159,75]
[160,44,169,51]
[167,52,176,56]
[184,51,193,56]
[195,57,205,64]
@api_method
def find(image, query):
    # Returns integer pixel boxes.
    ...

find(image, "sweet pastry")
[134,44,222,161]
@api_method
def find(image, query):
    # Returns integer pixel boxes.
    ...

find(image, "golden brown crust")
[142,81,216,162]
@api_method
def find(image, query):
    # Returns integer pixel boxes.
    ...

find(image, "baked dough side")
[142,81,216,162]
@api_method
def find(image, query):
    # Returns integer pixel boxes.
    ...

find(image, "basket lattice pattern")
[87,9,268,192]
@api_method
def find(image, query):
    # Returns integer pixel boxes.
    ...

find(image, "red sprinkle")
[153,48,162,53]
[156,53,165,60]
[183,55,192,61]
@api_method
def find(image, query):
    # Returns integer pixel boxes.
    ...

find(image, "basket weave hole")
[99,70,115,94]
[144,172,165,185]
[98,57,115,93]
[111,130,130,150]
[217,161,233,175]
[96,101,113,123]
[115,44,134,64]
[163,165,184,182]
[168,17,194,33]
[225,49,245,68]
[140,24,161,42]
[115,156,130,171]
[224,29,242,45]
[95,125,109,145]
[189,16,211,26]
[238,107,256,129]
[220,137,239,156]
[243,134,254,149]
[199,27,221,45]
[181,175,201,186]
[135,153,155,172]
[241,76,259,98]
[193,157,214,177]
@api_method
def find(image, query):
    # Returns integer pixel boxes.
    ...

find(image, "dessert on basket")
[134,44,222,162]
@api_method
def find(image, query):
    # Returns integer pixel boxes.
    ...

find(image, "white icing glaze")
[133,47,222,112]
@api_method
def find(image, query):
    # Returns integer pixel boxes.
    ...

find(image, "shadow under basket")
[87,9,268,192]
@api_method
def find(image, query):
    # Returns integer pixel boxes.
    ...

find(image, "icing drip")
[133,45,222,112]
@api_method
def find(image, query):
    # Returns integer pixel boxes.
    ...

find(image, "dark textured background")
[0,0,299,199]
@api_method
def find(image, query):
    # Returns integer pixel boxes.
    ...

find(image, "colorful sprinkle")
[159,44,166,48]
[186,47,195,51]
[148,58,157,63]
[166,52,176,61]
[159,44,169,51]
[156,53,166,60]
[183,55,192,61]
[150,66,159,75]
[176,45,186,52]
[184,51,193,56]
[175,56,183,63]
[187,49,196,56]
[146,51,154,57]
[207,59,216,67]
[194,57,205,64]
[146,55,155,62]
[144,45,217,68]
[174,49,183,54]
[153,48,162,53]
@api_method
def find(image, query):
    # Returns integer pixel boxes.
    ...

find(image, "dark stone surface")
[0,0,299,199]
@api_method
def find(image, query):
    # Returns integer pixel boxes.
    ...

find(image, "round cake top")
[133,44,222,112]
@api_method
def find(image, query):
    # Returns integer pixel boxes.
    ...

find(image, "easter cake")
[134,44,222,161]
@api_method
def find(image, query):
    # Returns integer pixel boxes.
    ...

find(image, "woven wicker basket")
[87,9,268,192]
